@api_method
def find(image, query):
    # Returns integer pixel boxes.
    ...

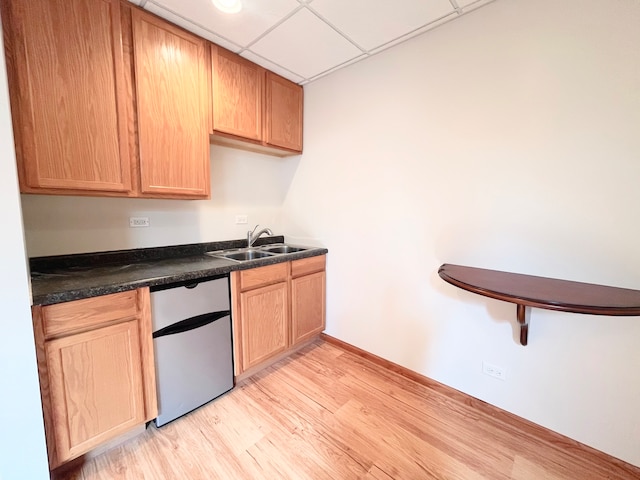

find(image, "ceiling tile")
[248,8,362,79]
[309,0,455,51]
[147,0,300,47]
[240,51,306,84]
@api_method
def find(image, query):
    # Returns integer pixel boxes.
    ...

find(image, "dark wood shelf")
[438,264,640,345]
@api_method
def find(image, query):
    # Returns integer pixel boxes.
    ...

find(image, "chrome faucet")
[247,225,273,248]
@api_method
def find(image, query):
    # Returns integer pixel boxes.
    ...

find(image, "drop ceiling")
[129,0,497,84]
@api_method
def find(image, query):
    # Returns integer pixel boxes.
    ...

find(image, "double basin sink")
[206,243,308,262]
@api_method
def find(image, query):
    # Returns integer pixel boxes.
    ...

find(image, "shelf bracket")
[516,304,528,346]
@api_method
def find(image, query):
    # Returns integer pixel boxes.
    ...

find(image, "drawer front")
[240,262,289,291]
[42,290,139,339]
[291,255,326,278]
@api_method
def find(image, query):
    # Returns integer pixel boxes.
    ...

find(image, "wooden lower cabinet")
[291,270,326,344]
[46,321,145,462]
[232,255,326,377]
[240,282,288,370]
[32,288,157,470]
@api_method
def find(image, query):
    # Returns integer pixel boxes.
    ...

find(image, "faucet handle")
[247,224,259,247]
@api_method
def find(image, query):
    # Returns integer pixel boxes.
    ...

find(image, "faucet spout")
[247,225,273,248]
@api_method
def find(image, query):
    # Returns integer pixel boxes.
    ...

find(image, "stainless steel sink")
[206,248,276,262]
[260,245,307,254]
[205,244,309,262]
[222,250,275,261]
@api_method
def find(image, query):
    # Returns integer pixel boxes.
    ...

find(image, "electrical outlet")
[482,361,506,381]
[129,216,150,228]
[235,215,248,224]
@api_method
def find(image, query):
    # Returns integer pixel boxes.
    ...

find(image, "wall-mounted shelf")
[438,264,640,346]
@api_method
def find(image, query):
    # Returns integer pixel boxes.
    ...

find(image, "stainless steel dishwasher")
[150,274,234,427]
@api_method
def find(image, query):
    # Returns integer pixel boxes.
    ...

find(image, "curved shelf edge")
[438,263,640,346]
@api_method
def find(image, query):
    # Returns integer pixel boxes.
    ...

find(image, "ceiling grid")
[132,0,498,84]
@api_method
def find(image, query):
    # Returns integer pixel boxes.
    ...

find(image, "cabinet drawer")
[42,290,139,339]
[240,263,288,291]
[291,255,326,278]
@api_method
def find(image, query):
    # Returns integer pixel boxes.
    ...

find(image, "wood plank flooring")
[55,339,640,479]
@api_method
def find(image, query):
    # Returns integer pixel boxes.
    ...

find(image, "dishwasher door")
[151,276,234,427]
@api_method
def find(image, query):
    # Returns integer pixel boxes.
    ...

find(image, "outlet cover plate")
[129,217,150,228]
[482,361,506,381]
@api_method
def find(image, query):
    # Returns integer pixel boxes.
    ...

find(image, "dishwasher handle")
[153,310,230,339]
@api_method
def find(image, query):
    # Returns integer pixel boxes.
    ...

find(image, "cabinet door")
[291,271,326,345]
[211,45,263,141]
[46,320,145,464]
[240,282,288,370]
[1,0,132,194]
[132,10,210,198]
[264,72,303,152]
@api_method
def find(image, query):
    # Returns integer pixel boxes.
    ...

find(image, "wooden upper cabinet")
[211,45,263,141]
[210,45,303,155]
[131,9,210,198]
[1,0,132,194]
[265,71,303,152]
[1,0,301,199]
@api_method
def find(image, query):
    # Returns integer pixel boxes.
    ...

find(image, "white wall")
[22,145,299,256]
[0,26,49,480]
[281,0,640,467]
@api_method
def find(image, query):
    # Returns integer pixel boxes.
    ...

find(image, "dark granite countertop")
[30,236,328,306]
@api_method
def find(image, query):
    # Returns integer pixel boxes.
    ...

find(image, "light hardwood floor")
[55,338,640,479]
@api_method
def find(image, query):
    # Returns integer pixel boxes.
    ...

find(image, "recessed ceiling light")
[212,0,242,14]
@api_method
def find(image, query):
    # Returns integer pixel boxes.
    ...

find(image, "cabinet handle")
[152,310,230,338]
